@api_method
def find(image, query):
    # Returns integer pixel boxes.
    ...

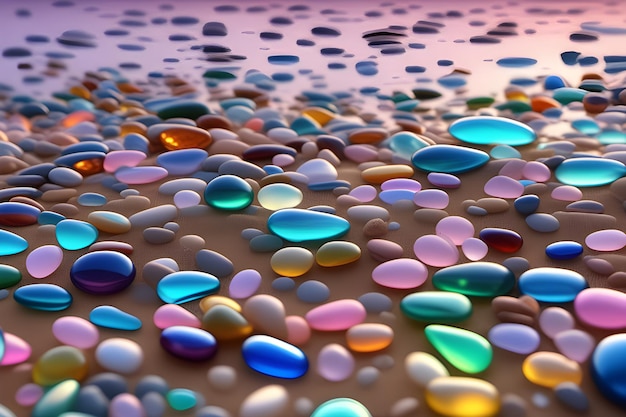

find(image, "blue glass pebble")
[555,158,626,187]
[0,229,28,256]
[90,305,142,330]
[160,326,218,361]
[411,144,490,174]
[514,194,540,215]
[70,251,135,295]
[449,116,536,146]
[56,219,98,250]
[13,283,72,311]
[592,333,626,407]
[496,57,537,67]
[242,335,308,379]
[157,271,220,304]
[267,208,350,242]
[379,189,416,204]
[546,241,584,260]
[518,267,587,302]
[77,192,107,206]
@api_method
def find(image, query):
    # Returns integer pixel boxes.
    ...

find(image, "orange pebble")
[120,121,148,136]
[62,110,95,128]
[346,323,394,352]
[531,96,560,113]
[73,158,104,176]
[69,85,91,100]
[159,126,213,150]
[243,117,265,132]
[361,164,414,184]
[302,107,336,126]
[349,128,388,144]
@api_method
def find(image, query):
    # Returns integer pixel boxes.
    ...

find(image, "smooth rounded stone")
[574,288,626,329]
[87,211,131,234]
[435,216,474,245]
[414,208,450,225]
[425,325,493,374]
[401,291,473,323]
[159,178,207,196]
[115,166,168,185]
[128,204,177,228]
[585,229,626,251]
[349,185,377,202]
[413,189,449,209]
[153,304,201,330]
[77,192,107,207]
[160,326,217,361]
[90,305,141,331]
[15,383,43,407]
[157,271,220,304]
[257,183,302,210]
[55,219,98,250]
[305,299,367,331]
[242,334,308,379]
[48,167,83,187]
[296,281,330,304]
[584,255,614,275]
[405,351,449,387]
[217,159,267,180]
[72,384,109,417]
[433,262,515,297]
[427,172,461,189]
[268,208,350,242]
[70,250,135,295]
[156,148,208,175]
[497,393,527,417]
[195,249,234,279]
[381,178,422,192]
[310,398,372,417]
[592,333,626,407]
[356,366,380,387]
[449,117,535,147]
[379,189,417,205]
[361,165,414,184]
[553,329,595,363]
[479,227,523,253]
[565,199,604,214]
[519,267,587,303]
[539,307,575,339]
[488,323,540,355]
[239,385,289,417]
[484,175,524,199]
[411,144,490,174]
[229,269,262,299]
[555,157,626,187]
[346,205,390,223]
[173,189,201,208]
[33,345,88,386]
[372,258,428,289]
[413,234,459,267]
[366,239,404,262]
[241,294,288,339]
[545,241,583,260]
[52,316,99,349]
[25,245,62,279]
[362,218,388,238]
[141,391,167,417]
[461,238,488,261]
[296,158,338,184]
[31,379,80,417]
[358,292,392,314]
[95,338,143,374]
[554,381,589,412]
[315,241,361,267]
[207,365,237,392]
[249,234,283,253]
[514,194,540,215]
[0,201,41,226]
[525,213,560,232]
[522,351,582,388]
[14,283,72,311]
[317,343,355,382]
[143,227,175,244]
[201,303,252,341]
[285,315,311,346]
[103,150,146,173]
[157,125,212,151]
[346,323,393,352]
[551,185,583,201]
[38,210,66,226]
[204,175,254,211]
[425,377,500,417]
[270,246,314,277]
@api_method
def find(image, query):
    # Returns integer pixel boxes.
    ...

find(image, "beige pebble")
[41,188,78,203]
[0,156,29,174]
[413,208,448,224]
[476,197,510,213]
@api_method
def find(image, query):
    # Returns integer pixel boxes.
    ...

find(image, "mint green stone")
[401,291,473,323]
[267,209,350,242]
[32,379,80,417]
[0,264,21,289]
[425,324,493,374]
[0,230,28,256]
[555,158,626,187]
[449,116,536,146]
[166,388,197,411]
[311,398,372,417]
[432,262,515,297]
[55,219,98,250]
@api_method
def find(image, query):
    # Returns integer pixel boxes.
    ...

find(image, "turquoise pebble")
[157,271,220,304]
[77,193,107,206]
[56,219,98,250]
[411,144,490,174]
[433,262,515,297]
[311,398,372,417]
[204,175,254,211]
[0,229,28,255]
[401,291,472,323]
[32,379,80,417]
[14,283,72,311]
[490,144,522,159]
[167,388,197,411]
[388,131,430,158]
[518,267,587,302]
[449,116,536,146]
[555,158,626,187]
[552,87,587,104]
[545,241,583,260]
[267,208,350,242]
[242,335,308,379]
[90,305,142,331]
[38,211,65,225]
[592,333,626,407]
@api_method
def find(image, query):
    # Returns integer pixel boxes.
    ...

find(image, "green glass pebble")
[166,388,197,411]
[449,116,536,146]
[432,262,515,297]
[555,158,626,187]
[411,145,490,174]
[55,219,98,250]
[0,264,21,289]
[204,175,254,211]
[0,229,28,256]
[401,291,473,323]
[32,379,80,417]
[425,324,493,374]
[311,398,372,417]
[268,208,350,242]
[466,96,495,110]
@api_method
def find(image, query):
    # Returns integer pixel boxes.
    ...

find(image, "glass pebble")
[204,175,254,211]
[229,269,262,299]
[523,351,582,388]
[401,291,473,323]
[242,335,308,379]
[436,216,474,245]
[268,208,350,242]
[0,264,21,289]
[70,251,135,295]
[592,333,626,407]
[317,343,355,381]
[574,288,626,329]
[432,262,515,297]
[555,157,626,187]
[316,241,361,267]
[346,323,393,352]
[157,271,220,304]
[405,351,449,387]
[0,332,31,365]
[372,258,428,289]
[52,316,99,349]
[90,305,142,331]
[270,247,314,277]
[411,144,490,174]
[0,229,28,255]
[33,345,88,386]
[425,325,493,374]
[413,234,459,267]
[240,385,288,417]
[297,280,329,303]
[519,267,587,302]
[31,379,80,417]
[56,219,98,250]
[305,299,366,331]
[545,241,583,260]
[14,283,72,311]
[310,398,372,417]
[488,323,540,354]
[95,338,143,374]
[554,329,595,363]
[585,229,626,251]
[257,183,303,210]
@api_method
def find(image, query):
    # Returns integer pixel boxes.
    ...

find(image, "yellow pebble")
[69,85,91,100]
[346,323,393,352]
[316,241,361,267]
[201,304,253,341]
[361,164,414,184]
[198,295,242,313]
[522,351,582,388]
[120,121,148,136]
[425,376,500,417]
[301,107,335,126]
[32,346,88,386]
[159,126,213,150]
[270,247,314,277]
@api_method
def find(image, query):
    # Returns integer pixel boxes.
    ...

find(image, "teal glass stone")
[89,305,142,331]
[401,291,473,323]
[388,131,430,159]
[552,87,587,104]
[432,262,516,297]
[448,116,536,146]
[204,175,254,211]
[0,328,5,363]
[518,267,587,302]
[411,144,490,174]
[77,192,107,206]
[311,398,372,417]
[157,271,220,304]
[555,158,626,187]
[32,379,80,417]
[166,388,197,411]
[425,324,493,374]
[571,118,600,135]
[13,283,73,311]
[267,208,350,242]
[55,219,98,250]
[0,229,28,256]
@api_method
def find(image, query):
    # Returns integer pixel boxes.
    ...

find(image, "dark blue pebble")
[85,372,129,400]
[545,241,584,260]
[74,385,110,417]
[514,194,540,215]
[592,334,626,407]
[160,326,218,361]
[70,251,136,295]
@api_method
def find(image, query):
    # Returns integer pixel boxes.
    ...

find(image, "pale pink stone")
[286,315,311,346]
[229,269,262,299]
[551,185,583,201]
[585,229,626,251]
[272,153,295,167]
[344,144,378,163]
[173,190,201,209]
[436,216,475,245]
[413,189,449,209]
[153,304,201,329]
[349,185,377,202]
[0,332,31,365]
[15,383,43,406]
[553,329,595,363]
[109,393,145,417]
[413,234,459,267]
[539,307,574,339]
[461,237,488,261]
[574,288,626,329]
[381,178,422,192]
[522,161,551,182]
[317,343,355,382]
[103,150,146,173]
[483,175,524,199]
[52,316,100,349]
[305,299,366,331]
[115,166,168,185]
[498,159,527,180]
[372,258,428,289]
[26,245,63,279]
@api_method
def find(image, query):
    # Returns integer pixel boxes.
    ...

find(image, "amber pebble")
[159,126,213,150]
[32,346,88,386]
[73,158,104,176]
[316,241,361,267]
[349,128,388,144]
[346,323,393,352]
[530,96,560,113]
[201,304,253,341]
[302,107,336,126]
[117,82,143,93]
[69,85,91,99]
[120,121,148,136]
[197,114,233,130]
[425,377,500,417]
[199,295,242,313]
[96,98,120,112]
[522,351,582,388]
[361,165,414,184]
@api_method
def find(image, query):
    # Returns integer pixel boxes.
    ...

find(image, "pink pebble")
[461,237,488,261]
[103,150,146,173]
[243,117,264,132]
[413,234,459,267]
[436,216,475,245]
[15,383,43,406]
[381,178,422,192]
[553,329,595,363]
[115,166,169,185]
[498,159,526,180]
[317,343,355,382]
[173,190,201,209]
[344,145,378,163]
[26,245,63,279]
[413,189,449,209]
[574,288,626,329]
[427,172,461,189]
[0,332,31,365]
[305,299,366,331]
[372,258,428,289]
[272,153,296,167]
[153,304,201,329]
[522,161,551,182]
[229,269,262,299]
[286,315,311,346]
[539,307,574,339]
[349,185,377,202]
[109,393,145,417]
[52,316,100,349]
[483,175,524,199]
[585,229,626,251]
[551,185,583,201]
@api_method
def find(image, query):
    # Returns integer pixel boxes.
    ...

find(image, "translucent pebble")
[411,145,490,174]
[257,183,303,210]
[285,315,311,346]
[270,247,314,277]
[135,374,170,398]
[56,219,98,250]
[425,325,493,374]
[296,280,329,303]
[196,249,234,279]
[488,323,540,354]
[519,268,587,302]
[70,251,135,295]
[379,189,416,204]
[413,235,458,267]
[157,148,207,175]
[539,307,575,338]
[449,115,535,146]
[161,326,217,361]
[555,157,626,187]
[490,144,521,159]
[461,238,488,261]
[346,323,393,352]
[48,167,83,187]
[0,264,21,290]
[358,292,392,314]
[0,201,41,226]
[317,343,355,381]
[413,189,449,209]
[405,352,449,387]
[26,245,63,278]
[311,398,371,417]
[436,216,474,245]
[115,166,168,185]
[366,239,404,262]
[555,381,590,412]
[591,333,626,407]
[173,190,201,208]
[0,332,31,365]
[585,229,626,251]
[427,172,461,189]
[157,271,220,304]
[204,175,254,211]
[371,258,428,289]
[13,283,72,311]
[240,385,288,417]
[522,161,551,182]
[103,150,146,172]
[425,377,500,417]
[31,379,80,417]
[316,241,361,267]
[90,305,141,331]
[361,165,414,184]
[159,126,212,150]
[52,316,99,349]
[268,209,350,242]
[551,185,583,201]
[545,241,583,260]
[207,365,237,391]
[553,329,595,363]
[95,338,143,374]
[401,291,472,323]
[110,393,144,417]
[15,383,43,407]
[522,351,582,388]
[349,185,377,202]
[229,269,262,299]
[32,345,87,386]
[479,227,523,253]
[243,294,288,340]
[296,158,337,183]
[574,288,626,329]
[77,192,107,206]
[200,304,252,341]
[305,299,367,331]
[242,335,308,379]
[483,175,524,199]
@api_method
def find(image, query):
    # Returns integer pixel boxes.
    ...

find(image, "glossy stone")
[33,346,88,386]
[545,241,583,260]
[201,304,252,341]
[204,175,254,211]
[0,229,28,256]
[405,351,450,387]
[56,219,98,250]
[240,384,288,417]
[0,332,31,366]
[411,144,490,174]
[592,333,626,407]
[0,264,21,289]
[574,288,626,329]
[52,316,99,349]
[257,183,303,210]
[449,115,536,146]
[372,258,428,289]
[585,229,626,251]
[267,208,350,242]
[95,338,143,374]
[432,262,515,297]
[87,211,131,234]
[523,351,582,388]
[157,148,207,175]
[70,251,135,295]
[479,228,523,253]
[317,343,355,381]
[157,271,220,304]
[242,335,308,379]
[316,241,361,267]
[346,323,393,352]
[425,325,493,374]
[90,305,142,331]
[488,323,540,354]
[413,234,459,267]
[310,398,372,417]
[270,247,314,277]
[401,291,473,323]
[159,126,212,150]
[555,157,626,187]
[160,326,218,361]
[425,377,500,417]
[14,284,72,311]
[519,267,587,302]
[31,379,80,417]
[306,299,367,331]
[0,201,40,226]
